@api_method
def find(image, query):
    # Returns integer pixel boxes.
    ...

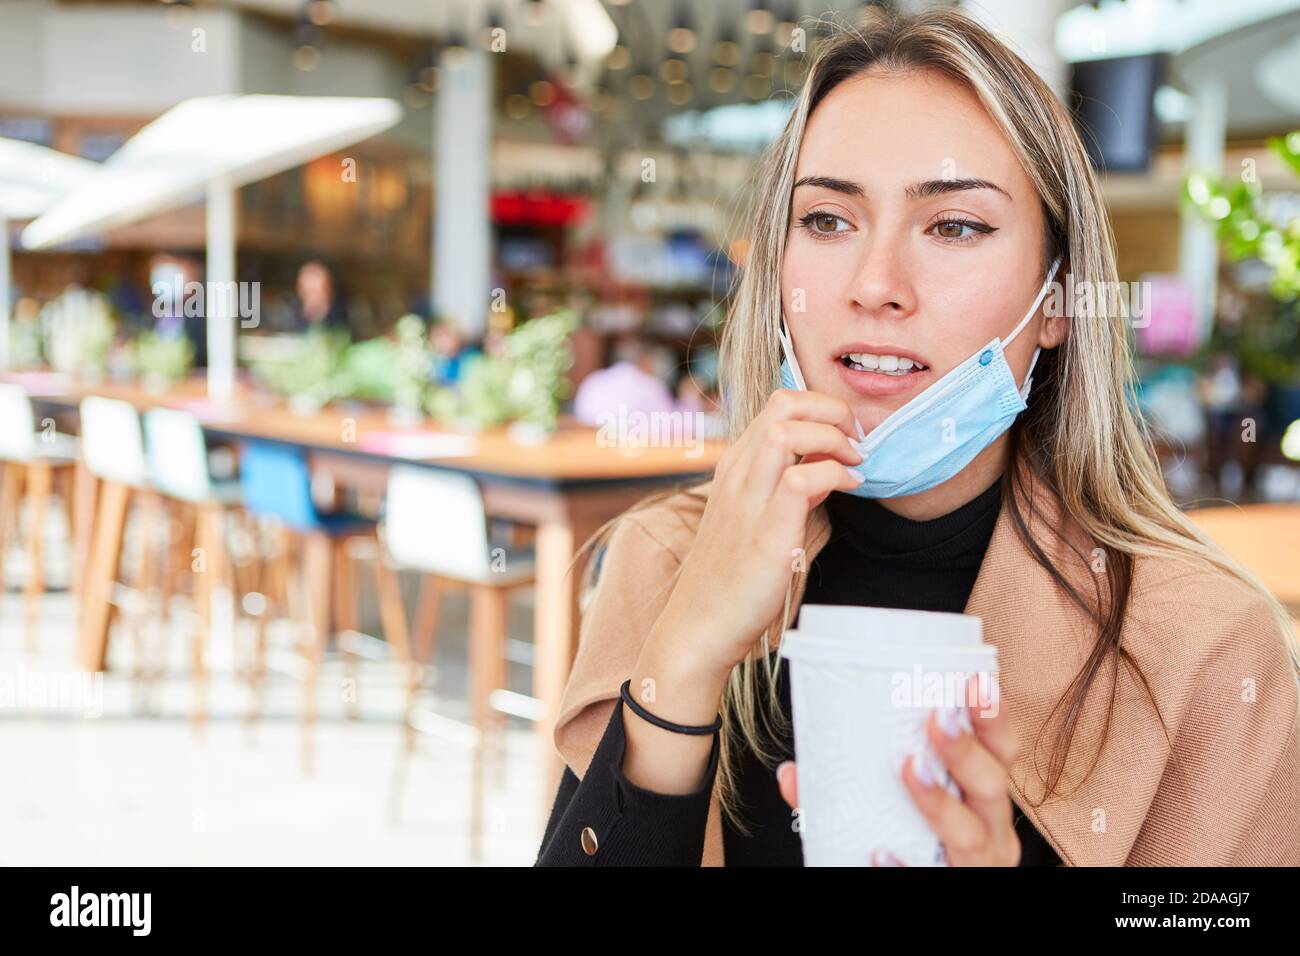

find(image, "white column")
[433,48,493,336]
[206,175,236,401]
[1181,77,1228,339]
[0,217,10,370]
[960,0,1073,100]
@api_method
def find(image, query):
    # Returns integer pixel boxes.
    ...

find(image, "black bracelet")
[619,678,722,736]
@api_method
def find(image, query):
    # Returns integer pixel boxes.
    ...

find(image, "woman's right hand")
[651,388,863,682]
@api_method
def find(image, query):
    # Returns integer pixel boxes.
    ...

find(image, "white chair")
[80,396,150,489]
[385,467,536,585]
[78,397,172,710]
[382,465,536,859]
[145,407,220,505]
[0,384,78,650]
[143,407,246,729]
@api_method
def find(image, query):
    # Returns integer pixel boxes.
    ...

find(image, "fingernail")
[938,706,963,739]
[846,467,864,481]
[913,750,937,788]
[878,850,903,866]
[776,761,794,786]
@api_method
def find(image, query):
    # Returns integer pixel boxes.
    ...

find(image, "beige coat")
[552,474,1300,865]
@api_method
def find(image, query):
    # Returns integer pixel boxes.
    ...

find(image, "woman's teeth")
[841,353,927,376]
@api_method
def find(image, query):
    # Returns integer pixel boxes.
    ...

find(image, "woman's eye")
[929,218,994,242]
[799,211,850,236]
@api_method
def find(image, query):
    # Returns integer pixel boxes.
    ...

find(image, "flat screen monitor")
[1070,53,1166,173]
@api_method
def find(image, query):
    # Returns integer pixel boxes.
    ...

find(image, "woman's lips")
[833,355,933,398]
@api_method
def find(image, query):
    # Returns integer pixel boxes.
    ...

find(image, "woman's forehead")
[796,68,1032,202]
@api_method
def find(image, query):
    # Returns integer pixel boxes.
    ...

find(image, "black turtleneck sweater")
[535,478,1062,866]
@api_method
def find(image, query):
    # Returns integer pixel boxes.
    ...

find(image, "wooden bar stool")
[381,465,537,859]
[143,407,247,731]
[236,440,410,773]
[77,396,172,689]
[0,384,79,652]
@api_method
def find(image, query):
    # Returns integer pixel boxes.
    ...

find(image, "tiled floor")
[9,466,1294,868]
[0,537,547,866]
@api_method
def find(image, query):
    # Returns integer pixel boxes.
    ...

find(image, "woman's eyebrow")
[792,175,863,197]
[792,174,1011,201]
[904,177,1011,200]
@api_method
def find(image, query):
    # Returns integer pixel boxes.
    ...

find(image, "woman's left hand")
[777,674,1022,866]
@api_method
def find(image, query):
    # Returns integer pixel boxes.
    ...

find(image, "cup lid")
[779,628,999,669]
[796,604,983,646]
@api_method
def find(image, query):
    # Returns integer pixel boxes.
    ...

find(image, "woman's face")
[781,67,1065,434]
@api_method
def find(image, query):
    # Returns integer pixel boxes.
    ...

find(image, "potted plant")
[134,329,195,393]
[1185,130,1300,437]
[388,313,432,427]
[40,287,116,380]
[504,309,579,437]
[425,309,578,438]
[246,327,349,415]
[6,298,44,369]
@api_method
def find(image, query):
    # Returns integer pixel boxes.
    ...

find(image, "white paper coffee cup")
[798,604,984,647]
[780,608,999,867]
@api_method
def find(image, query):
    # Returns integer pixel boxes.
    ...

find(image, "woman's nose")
[847,227,917,320]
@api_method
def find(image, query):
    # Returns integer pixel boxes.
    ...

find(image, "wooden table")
[7,372,724,794]
[1187,503,1300,624]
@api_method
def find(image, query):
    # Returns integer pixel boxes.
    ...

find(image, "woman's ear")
[1039,312,1068,349]
[1037,259,1069,349]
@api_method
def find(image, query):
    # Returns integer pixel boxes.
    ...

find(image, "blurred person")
[1197,353,1268,497]
[148,254,207,367]
[482,308,517,359]
[675,348,721,414]
[537,9,1300,868]
[429,319,482,387]
[675,372,726,441]
[482,327,509,359]
[674,373,712,414]
[288,258,351,336]
[571,334,678,426]
[565,325,606,393]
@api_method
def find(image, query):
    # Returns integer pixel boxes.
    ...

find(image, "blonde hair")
[587,7,1300,834]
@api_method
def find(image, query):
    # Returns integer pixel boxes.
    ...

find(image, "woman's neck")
[874,434,1011,521]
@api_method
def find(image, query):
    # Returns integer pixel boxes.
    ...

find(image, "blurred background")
[1,0,1298,866]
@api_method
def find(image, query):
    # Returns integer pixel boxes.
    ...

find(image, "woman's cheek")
[781,246,825,321]
[778,252,798,316]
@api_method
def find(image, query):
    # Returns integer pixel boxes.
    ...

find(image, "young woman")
[535,8,1300,867]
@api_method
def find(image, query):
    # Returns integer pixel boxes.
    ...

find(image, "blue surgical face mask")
[778,256,1061,499]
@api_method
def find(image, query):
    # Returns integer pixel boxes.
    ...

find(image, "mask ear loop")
[778,317,866,441]
[1019,347,1043,402]
[1007,254,1062,401]
[776,318,807,391]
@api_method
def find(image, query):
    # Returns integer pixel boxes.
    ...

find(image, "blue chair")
[236,441,406,772]
[240,442,367,536]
